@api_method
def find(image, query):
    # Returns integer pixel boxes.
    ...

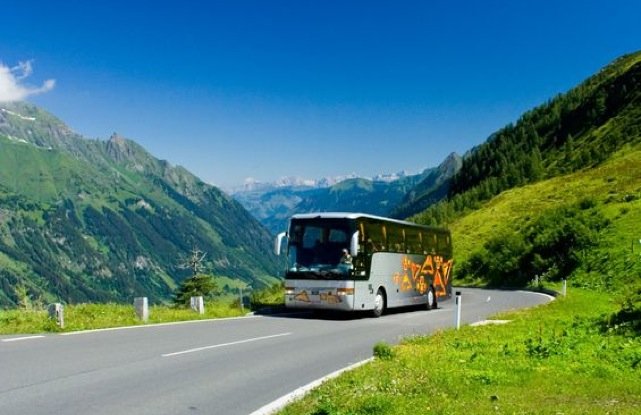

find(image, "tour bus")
[274,212,453,317]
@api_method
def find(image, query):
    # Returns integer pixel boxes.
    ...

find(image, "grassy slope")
[277,146,641,414]
[0,132,280,306]
[280,290,640,415]
[448,144,641,288]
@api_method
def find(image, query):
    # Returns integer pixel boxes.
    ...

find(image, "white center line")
[2,335,46,343]
[162,332,292,357]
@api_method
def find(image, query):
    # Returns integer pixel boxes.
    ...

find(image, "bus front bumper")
[285,289,355,311]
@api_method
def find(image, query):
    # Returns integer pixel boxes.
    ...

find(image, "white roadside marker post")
[134,297,149,322]
[190,296,205,314]
[454,291,462,330]
[48,303,64,329]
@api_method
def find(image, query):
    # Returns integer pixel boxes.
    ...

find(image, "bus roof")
[290,212,448,232]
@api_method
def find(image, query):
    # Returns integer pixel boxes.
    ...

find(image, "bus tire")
[372,289,385,318]
[426,286,437,310]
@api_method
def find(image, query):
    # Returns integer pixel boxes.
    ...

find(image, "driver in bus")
[340,248,353,265]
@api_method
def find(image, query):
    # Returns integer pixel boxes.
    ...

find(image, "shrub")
[250,281,285,310]
[373,342,395,360]
[173,273,218,307]
[606,284,641,334]
[458,201,609,287]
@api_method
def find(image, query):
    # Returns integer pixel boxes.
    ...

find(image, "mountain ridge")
[413,50,641,226]
[0,102,279,307]
[232,152,461,234]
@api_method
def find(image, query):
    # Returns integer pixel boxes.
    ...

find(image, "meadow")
[0,300,247,334]
[278,287,641,415]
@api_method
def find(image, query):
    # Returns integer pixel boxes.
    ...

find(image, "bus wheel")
[372,289,385,318]
[426,287,437,310]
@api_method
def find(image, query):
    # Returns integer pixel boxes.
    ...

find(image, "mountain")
[293,175,420,217]
[390,152,462,218]
[233,173,362,193]
[232,160,459,235]
[0,102,280,307]
[407,50,641,293]
[415,50,641,227]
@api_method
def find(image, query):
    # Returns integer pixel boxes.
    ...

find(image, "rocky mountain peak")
[438,152,463,175]
[108,132,127,146]
[105,132,146,168]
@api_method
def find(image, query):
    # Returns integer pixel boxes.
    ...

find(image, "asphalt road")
[0,288,552,415]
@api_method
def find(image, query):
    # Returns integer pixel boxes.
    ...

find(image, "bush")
[373,342,395,360]
[249,282,284,310]
[173,273,218,307]
[458,201,609,287]
[607,284,641,334]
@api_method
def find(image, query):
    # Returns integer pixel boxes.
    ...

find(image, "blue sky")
[1,1,640,189]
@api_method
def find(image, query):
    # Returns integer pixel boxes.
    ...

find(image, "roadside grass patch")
[0,300,246,334]
[278,289,641,415]
[373,342,395,360]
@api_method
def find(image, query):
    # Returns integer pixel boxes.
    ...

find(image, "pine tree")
[563,134,575,170]
[174,247,218,306]
[529,147,544,180]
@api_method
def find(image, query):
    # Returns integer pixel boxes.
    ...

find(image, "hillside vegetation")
[410,51,641,289]
[0,103,279,307]
[414,51,641,226]
[451,145,641,290]
[414,49,641,328]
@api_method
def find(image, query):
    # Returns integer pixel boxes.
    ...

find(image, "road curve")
[0,288,552,415]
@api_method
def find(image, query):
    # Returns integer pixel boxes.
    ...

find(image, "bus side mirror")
[274,232,287,256]
[350,231,360,257]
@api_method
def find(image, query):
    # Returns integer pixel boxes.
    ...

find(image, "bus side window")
[424,231,437,255]
[387,225,404,253]
[437,233,452,256]
[366,238,376,253]
[365,221,385,252]
[406,229,421,255]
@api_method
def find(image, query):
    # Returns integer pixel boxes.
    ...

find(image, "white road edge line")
[249,357,374,415]
[2,335,46,343]
[60,314,262,336]
[517,290,556,301]
[162,332,292,357]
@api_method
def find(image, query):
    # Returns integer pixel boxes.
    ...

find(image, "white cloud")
[0,60,56,102]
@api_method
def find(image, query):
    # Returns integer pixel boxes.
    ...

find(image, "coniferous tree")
[174,247,218,306]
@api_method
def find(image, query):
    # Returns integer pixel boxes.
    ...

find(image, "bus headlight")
[336,288,355,296]
[285,287,295,295]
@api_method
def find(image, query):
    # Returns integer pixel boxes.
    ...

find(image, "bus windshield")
[286,218,355,279]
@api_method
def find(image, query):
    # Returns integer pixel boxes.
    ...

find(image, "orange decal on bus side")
[393,255,453,296]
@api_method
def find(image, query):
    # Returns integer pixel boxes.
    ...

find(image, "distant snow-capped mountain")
[230,170,416,194]
[231,156,461,235]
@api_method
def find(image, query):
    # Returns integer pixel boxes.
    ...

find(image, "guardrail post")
[48,303,64,328]
[454,291,462,330]
[190,296,205,314]
[134,297,149,322]
[562,279,567,297]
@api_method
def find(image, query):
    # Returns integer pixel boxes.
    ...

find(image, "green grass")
[0,300,247,335]
[450,145,641,287]
[278,289,641,415]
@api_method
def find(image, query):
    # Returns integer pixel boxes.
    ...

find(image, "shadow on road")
[253,304,444,321]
